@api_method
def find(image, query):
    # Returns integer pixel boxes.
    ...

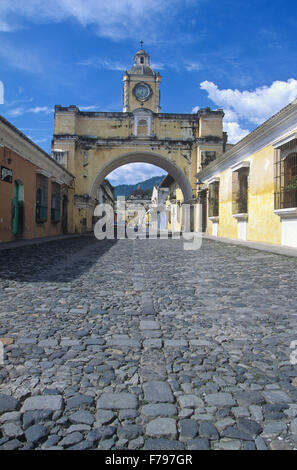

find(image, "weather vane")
[140,40,144,49]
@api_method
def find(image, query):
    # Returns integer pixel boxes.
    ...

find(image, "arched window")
[137,119,148,136]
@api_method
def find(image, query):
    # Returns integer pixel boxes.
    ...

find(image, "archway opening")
[88,152,195,236]
[89,151,193,202]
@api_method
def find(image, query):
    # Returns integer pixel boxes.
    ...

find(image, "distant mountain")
[113,175,165,198]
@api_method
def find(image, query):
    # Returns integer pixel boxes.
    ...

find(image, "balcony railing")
[275,189,297,210]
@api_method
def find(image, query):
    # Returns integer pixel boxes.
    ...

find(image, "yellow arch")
[89,151,193,201]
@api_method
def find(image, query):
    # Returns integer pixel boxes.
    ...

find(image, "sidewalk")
[203,233,297,258]
[0,233,88,251]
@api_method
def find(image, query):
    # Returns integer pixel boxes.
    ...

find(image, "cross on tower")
[140,40,144,49]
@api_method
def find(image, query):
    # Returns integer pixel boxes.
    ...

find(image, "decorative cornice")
[233,213,248,221]
[196,100,297,180]
[207,177,220,184]
[274,208,297,218]
[53,134,196,148]
[272,132,297,148]
[36,169,52,178]
[0,115,74,184]
[231,161,250,172]
[209,216,219,223]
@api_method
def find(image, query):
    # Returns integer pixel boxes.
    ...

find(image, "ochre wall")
[54,112,202,141]
[206,143,283,244]
[199,117,223,138]
[126,76,160,113]
[53,107,224,234]
[247,145,281,244]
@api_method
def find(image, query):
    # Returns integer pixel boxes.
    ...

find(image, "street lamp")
[194,179,204,197]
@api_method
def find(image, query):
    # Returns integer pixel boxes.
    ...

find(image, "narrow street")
[0,235,297,450]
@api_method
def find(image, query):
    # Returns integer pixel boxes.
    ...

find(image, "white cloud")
[185,61,202,72]
[6,107,25,117]
[0,0,191,40]
[77,58,181,73]
[29,106,52,114]
[77,58,128,71]
[223,122,250,144]
[201,79,297,125]
[200,78,297,144]
[107,163,166,185]
[78,105,101,111]
[5,105,52,117]
[0,40,43,73]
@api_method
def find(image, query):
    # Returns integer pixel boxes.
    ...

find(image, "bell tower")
[123,44,162,113]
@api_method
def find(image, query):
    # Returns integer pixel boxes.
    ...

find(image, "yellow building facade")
[196,100,297,248]
[52,48,226,234]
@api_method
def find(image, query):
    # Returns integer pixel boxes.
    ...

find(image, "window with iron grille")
[232,167,249,214]
[208,181,219,217]
[36,174,48,222]
[274,140,297,210]
[51,182,61,223]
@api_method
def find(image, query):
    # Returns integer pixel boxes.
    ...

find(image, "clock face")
[134,83,151,101]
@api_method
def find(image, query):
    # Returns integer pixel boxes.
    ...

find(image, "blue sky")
[1,0,297,185]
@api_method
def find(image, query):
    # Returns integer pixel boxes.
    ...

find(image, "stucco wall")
[0,146,71,242]
[205,143,286,244]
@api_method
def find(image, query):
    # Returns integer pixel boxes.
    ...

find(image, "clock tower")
[123,47,161,113]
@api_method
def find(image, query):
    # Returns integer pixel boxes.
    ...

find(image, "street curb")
[0,233,91,252]
[202,234,297,259]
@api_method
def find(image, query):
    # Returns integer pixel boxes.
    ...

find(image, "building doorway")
[62,195,68,233]
[12,180,24,237]
[199,190,207,232]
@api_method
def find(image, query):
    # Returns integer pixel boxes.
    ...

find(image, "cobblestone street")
[0,235,297,450]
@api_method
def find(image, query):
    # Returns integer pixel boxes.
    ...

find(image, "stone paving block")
[205,393,235,407]
[189,339,213,347]
[146,418,177,439]
[262,390,292,404]
[143,339,162,349]
[187,438,209,450]
[164,339,188,347]
[60,339,81,347]
[39,339,58,348]
[106,338,141,348]
[178,395,204,408]
[97,393,138,410]
[143,381,174,403]
[69,309,88,314]
[0,394,19,412]
[25,424,49,443]
[216,439,242,450]
[142,404,177,417]
[21,396,63,412]
[262,421,287,437]
[66,394,94,409]
[16,337,37,345]
[0,412,22,423]
[69,411,94,425]
[140,321,160,330]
